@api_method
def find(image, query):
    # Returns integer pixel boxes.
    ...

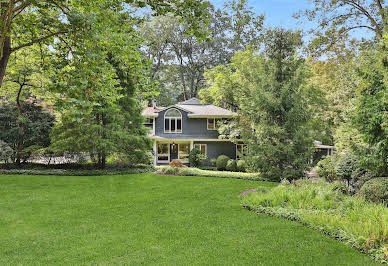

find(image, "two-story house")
[142,98,245,165]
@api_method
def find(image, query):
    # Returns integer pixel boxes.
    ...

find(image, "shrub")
[226,159,237,172]
[178,167,262,181]
[358,177,388,204]
[210,158,217,166]
[216,155,229,171]
[317,152,376,192]
[169,159,186,168]
[237,160,247,172]
[189,148,205,167]
[317,155,338,182]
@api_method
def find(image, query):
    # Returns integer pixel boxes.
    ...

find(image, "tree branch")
[343,0,382,36]
[11,30,66,52]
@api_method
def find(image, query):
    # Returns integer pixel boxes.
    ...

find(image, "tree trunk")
[15,83,24,164]
[0,36,11,88]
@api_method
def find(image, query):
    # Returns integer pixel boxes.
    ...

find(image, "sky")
[211,0,314,31]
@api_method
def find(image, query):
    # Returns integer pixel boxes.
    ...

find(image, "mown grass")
[242,180,388,263]
[0,174,378,265]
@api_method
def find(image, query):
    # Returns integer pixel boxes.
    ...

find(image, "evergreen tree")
[201,29,315,180]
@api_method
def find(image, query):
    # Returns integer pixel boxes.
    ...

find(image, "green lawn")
[0,174,378,265]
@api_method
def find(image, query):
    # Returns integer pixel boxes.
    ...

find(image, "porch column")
[190,140,194,151]
[153,141,157,166]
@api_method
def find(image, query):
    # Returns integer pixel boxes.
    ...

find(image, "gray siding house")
[142,98,245,165]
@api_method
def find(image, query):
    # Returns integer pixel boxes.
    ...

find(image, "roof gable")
[178,97,202,105]
[143,98,238,118]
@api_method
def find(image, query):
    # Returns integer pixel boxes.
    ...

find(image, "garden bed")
[241,180,388,263]
[155,165,263,181]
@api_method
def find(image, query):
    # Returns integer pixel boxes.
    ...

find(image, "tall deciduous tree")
[353,39,388,175]
[0,0,210,87]
[297,0,387,55]
[50,8,152,169]
[0,47,52,163]
[201,29,315,180]
[142,0,264,104]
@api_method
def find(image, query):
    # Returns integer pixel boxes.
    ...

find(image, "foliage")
[0,0,211,88]
[210,158,217,166]
[0,167,154,176]
[226,159,237,172]
[49,12,152,169]
[202,29,315,181]
[297,0,387,56]
[169,159,186,168]
[0,101,54,163]
[141,0,264,103]
[359,177,388,204]
[353,49,388,175]
[237,160,247,172]
[317,152,376,191]
[242,180,388,262]
[189,148,205,167]
[0,140,13,163]
[216,155,230,171]
[317,155,338,182]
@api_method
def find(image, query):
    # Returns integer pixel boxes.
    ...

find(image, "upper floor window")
[164,108,182,133]
[144,118,153,129]
[207,118,220,130]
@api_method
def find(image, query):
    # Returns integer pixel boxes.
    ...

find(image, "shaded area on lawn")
[0,174,378,265]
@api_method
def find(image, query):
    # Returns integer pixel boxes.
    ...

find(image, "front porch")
[153,141,194,165]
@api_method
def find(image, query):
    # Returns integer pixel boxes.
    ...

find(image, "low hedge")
[0,167,154,176]
[155,166,263,181]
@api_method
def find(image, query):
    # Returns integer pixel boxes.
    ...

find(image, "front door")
[170,143,178,161]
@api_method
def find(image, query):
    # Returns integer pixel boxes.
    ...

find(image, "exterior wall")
[194,141,236,165]
[154,140,237,165]
[154,107,219,139]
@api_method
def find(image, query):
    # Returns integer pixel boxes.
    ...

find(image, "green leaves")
[202,29,315,180]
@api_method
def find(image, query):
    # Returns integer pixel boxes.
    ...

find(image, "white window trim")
[157,143,170,163]
[178,143,190,163]
[207,118,217,130]
[236,144,248,159]
[164,108,182,134]
[194,144,207,156]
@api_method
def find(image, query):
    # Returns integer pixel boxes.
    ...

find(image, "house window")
[157,143,169,162]
[179,144,190,162]
[144,118,153,129]
[194,144,207,156]
[236,144,248,159]
[207,118,221,130]
[164,109,182,133]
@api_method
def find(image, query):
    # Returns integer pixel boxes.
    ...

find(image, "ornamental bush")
[226,159,237,172]
[216,155,229,171]
[237,160,247,172]
[189,148,203,167]
[358,177,388,204]
[169,159,186,168]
